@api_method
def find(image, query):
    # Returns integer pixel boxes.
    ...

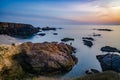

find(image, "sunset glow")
[0,0,120,26]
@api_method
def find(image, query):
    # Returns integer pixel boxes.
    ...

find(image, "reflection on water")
[18,25,120,78]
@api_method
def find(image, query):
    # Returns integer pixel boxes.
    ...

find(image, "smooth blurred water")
[17,25,120,78]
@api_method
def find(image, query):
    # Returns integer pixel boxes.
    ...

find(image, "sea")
[17,25,120,78]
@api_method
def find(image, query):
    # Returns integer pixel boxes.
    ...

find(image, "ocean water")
[18,25,120,78]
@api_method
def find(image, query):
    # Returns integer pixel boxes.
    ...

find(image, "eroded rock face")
[0,22,39,38]
[14,42,77,75]
[96,53,120,73]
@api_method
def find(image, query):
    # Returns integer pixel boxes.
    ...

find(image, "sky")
[0,0,120,26]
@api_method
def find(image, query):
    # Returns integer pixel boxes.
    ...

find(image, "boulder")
[101,46,120,53]
[93,28,113,31]
[82,37,94,41]
[0,22,39,38]
[96,53,120,72]
[82,40,93,47]
[38,33,46,36]
[14,42,77,75]
[61,38,74,42]
[42,27,56,31]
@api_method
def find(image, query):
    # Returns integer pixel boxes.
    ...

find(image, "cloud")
[0,0,120,25]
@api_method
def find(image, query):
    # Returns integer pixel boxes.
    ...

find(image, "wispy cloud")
[0,0,120,25]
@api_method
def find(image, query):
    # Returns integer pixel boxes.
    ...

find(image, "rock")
[53,33,58,35]
[77,71,120,80]
[93,28,113,31]
[93,33,101,37]
[96,53,120,72]
[82,40,93,47]
[38,33,46,36]
[82,37,94,41]
[85,70,93,74]
[0,22,39,38]
[0,45,24,80]
[101,46,120,53]
[42,27,56,31]
[61,38,74,42]
[85,69,100,75]
[14,42,77,75]
[91,69,100,73]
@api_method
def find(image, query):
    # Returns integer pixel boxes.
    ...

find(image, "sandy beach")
[0,35,21,45]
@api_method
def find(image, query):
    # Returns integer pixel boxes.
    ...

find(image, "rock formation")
[0,42,77,79]
[0,22,39,38]
[14,42,77,75]
[61,37,74,42]
[82,37,94,47]
[96,53,120,72]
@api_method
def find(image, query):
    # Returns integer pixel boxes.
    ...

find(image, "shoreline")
[0,35,21,45]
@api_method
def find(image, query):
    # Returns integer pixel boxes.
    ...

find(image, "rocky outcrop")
[93,28,113,31]
[61,38,74,42]
[82,37,94,47]
[0,22,39,38]
[96,53,120,73]
[101,46,120,53]
[42,27,56,31]
[14,42,77,75]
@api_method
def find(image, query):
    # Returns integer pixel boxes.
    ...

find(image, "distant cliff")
[0,22,39,38]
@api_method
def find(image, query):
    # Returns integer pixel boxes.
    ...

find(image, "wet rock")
[82,39,93,47]
[61,38,74,42]
[93,33,101,37]
[85,69,100,75]
[0,22,39,38]
[101,46,120,53]
[94,28,113,31]
[14,42,77,75]
[91,69,100,73]
[82,37,94,41]
[96,53,120,72]
[42,27,56,31]
[38,33,46,36]
[53,33,58,35]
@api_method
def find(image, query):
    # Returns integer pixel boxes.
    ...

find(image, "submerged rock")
[53,33,58,35]
[82,40,93,47]
[14,42,77,75]
[42,27,56,31]
[82,37,94,41]
[61,38,74,42]
[94,28,113,31]
[0,22,39,38]
[93,33,101,37]
[85,69,100,74]
[101,46,120,53]
[38,33,46,36]
[96,53,120,72]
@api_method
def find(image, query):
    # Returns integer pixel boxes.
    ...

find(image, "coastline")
[0,35,21,45]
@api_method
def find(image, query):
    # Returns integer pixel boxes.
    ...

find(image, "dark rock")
[85,69,100,75]
[94,28,113,31]
[53,33,58,35]
[42,27,56,31]
[61,38,74,42]
[85,70,93,74]
[83,39,93,47]
[96,53,120,72]
[82,37,94,41]
[91,69,100,73]
[14,42,77,75]
[101,46,120,53]
[93,33,101,37]
[0,22,39,38]
[38,33,46,36]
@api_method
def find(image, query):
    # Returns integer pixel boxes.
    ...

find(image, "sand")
[0,35,21,45]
